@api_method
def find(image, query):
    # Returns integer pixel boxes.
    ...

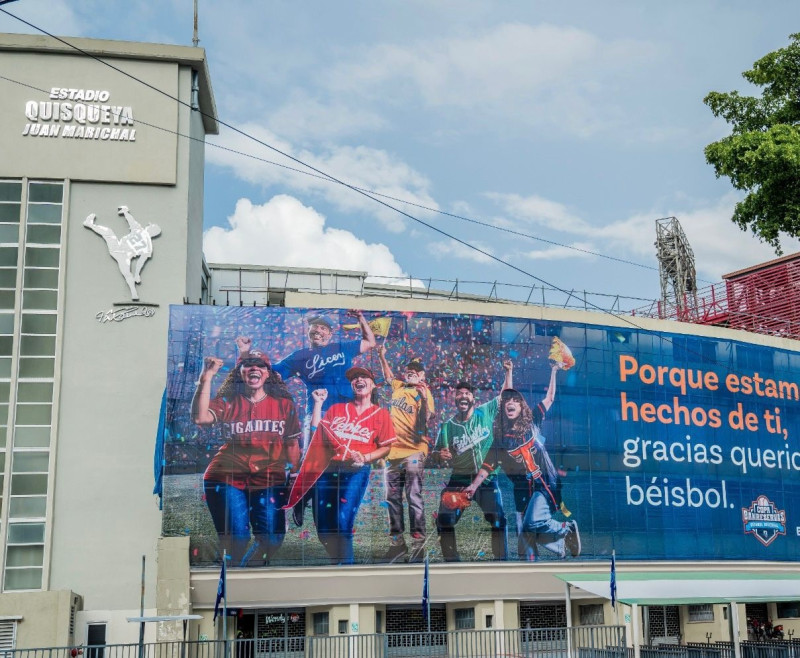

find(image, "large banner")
[163,305,800,567]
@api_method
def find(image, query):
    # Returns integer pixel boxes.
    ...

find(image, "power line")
[4,11,789,383]
[0,9,703,336]
[0,82,661,277]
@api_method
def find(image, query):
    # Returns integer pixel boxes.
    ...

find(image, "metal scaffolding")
[655,217,698,321]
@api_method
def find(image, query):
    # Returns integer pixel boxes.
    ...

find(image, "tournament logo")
[742,495,786,547]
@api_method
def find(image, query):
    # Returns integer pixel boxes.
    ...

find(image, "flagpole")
[423,552,431,634]
[222,549,228,656]
[611,550,620,627]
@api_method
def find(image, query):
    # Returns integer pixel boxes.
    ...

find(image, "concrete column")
[565,583,573,658]
[632,604,641,658]
[730,602,742,658]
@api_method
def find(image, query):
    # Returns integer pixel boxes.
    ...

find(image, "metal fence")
[3,625,625,658]
[625,642,800,658]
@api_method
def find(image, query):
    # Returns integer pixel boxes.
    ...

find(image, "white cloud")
[584,195,800,283]
[427,240,495,264]
[522,243,597,262]
[203,195,409,278]
[325,23,655,136]
[486,193,590,233]
[207,124,438,232]
[267,93,387,143]
[486,190,800,285]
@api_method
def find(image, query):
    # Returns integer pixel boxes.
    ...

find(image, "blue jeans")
[436,473,507,561]
[508,473,535,559]
[204,480,287,567]
[522,490,568,559]
[312,466,371,564]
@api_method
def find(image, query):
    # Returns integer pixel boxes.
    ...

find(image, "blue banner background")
[162,305,800,565]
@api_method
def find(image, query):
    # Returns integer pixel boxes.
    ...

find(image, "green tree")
[704,33,800,253]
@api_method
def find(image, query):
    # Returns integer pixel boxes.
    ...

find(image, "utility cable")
[0,10,727,334]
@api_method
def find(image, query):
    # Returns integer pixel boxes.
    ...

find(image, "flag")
[422,554,430,622]
[610,550,617,610]
[213,558,226,622]
[152,390,167,509]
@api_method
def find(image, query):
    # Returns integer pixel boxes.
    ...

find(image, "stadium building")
[1,31,800,655]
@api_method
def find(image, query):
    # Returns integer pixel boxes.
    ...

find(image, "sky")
[2,0,800,308]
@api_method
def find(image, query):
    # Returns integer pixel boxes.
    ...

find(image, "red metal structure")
[634,252,800,339]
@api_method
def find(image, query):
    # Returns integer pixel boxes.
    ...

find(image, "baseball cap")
[307,314,334,329]
[238,348,271,368]
[346,366,376,381]
[405,358,425,372]
[501,388,524,400]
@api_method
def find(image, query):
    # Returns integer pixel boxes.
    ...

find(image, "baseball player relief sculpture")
[84,205,161,301]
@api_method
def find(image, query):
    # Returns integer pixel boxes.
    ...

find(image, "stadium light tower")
[655,216,698,320]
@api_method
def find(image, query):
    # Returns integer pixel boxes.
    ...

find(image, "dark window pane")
[0,205,21,223]
[0,183,22,203]
[27,204,62,225]
[0,225,19,243]
[0,248,18,267]
[19,336,55,356]
[28,183,63,203]
[26,225,61,245]
[22,291,57,310]
[24,248,58,268]
[23,269,58,289]
[20,314,57,335]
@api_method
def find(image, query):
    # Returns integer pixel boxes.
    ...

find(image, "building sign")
[22,88,136,142]
[161,306,800,568]
[0,51,179,184]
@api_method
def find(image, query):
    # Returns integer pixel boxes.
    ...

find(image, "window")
[338,620,348,635]
[688,605,714,622]
[455,608,475,630]
[86,623,106,658]
[313,612,329,636]
[777,602,800,619]
[0,618,17,649]
[2,179,63,592]
[375,610,383,634]
[519,603,567,628]
[485,614,493,628]
[579,604,605,626]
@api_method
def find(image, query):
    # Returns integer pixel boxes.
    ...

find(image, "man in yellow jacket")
[378,343,436,563]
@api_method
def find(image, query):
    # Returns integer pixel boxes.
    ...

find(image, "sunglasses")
[240,359,269,368]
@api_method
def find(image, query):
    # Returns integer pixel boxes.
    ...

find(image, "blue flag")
[610,550,617,610]
[213,558,226,622]
[422,554,430,622]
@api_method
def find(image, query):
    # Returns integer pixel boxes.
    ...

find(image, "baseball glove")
[549,337,575,370]
[441,490,472,511]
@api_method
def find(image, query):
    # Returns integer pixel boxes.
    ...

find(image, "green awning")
[556,571,800,605]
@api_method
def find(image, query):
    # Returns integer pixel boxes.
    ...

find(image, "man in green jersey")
[434,360,513,562]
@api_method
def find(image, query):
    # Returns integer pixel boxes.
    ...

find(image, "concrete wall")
[156,536,192,641]
[46,60,209,618]
[0,589,76,646]
[681,604,730,643]
[0,50,178,184]
[0,34,214,645]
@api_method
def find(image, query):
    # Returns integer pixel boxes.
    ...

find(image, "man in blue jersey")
[269,310,376,525]
[272,311,376,418]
